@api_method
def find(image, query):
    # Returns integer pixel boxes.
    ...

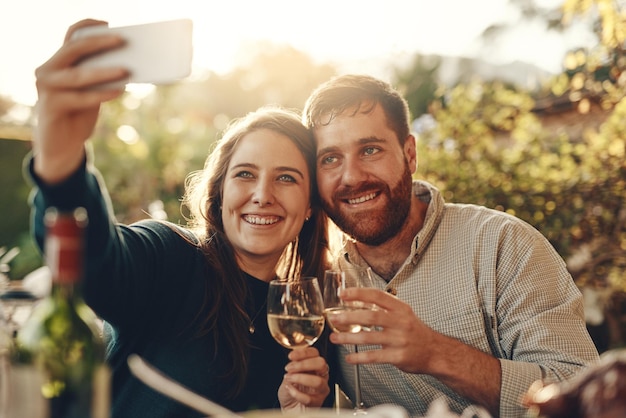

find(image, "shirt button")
[386,287,397,296]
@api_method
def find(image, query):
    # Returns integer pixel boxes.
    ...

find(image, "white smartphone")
[71,19,193,88]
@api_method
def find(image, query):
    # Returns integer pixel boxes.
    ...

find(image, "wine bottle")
[12,207,110,418]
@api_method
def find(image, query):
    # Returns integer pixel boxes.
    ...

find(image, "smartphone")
[71,19,193,88]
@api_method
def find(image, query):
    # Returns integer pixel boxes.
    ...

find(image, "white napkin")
[367,404,410,418]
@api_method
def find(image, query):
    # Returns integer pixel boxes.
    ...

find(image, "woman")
[27,19,331,418]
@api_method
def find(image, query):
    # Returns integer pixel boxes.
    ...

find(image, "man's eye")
[363,147,379,156]
[320,155,338,165]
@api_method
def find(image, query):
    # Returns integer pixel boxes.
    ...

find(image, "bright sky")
[0,0,594,107]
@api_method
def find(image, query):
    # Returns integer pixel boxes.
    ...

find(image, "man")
[303,74,599,417]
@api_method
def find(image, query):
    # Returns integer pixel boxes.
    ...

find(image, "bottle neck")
[49,281,81,302]
[45,208,87,289]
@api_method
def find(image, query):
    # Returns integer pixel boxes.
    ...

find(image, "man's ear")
[404,134,417,173]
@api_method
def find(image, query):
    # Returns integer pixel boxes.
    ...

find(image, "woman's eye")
[235,171,254,179]
[278,174,297,183]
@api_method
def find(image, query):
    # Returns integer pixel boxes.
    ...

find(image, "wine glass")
[267,277,325,349]
[323,266,375,415]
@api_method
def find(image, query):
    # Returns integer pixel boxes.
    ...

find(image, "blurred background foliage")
[1,0,625,350]
[414,0,626,350]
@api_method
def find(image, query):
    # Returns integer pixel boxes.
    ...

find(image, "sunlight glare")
[165,118,185,134]
[3,104,32,124]
[122,94,141,111]
[213,113,231,131]
[0,0,599,107]
[116,125,140,144]
[125,84,156,100]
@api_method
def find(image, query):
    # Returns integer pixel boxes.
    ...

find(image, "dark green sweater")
[27,157,291,417]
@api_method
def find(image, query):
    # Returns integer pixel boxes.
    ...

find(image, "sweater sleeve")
[25,153,116,253]
[25,154,204,334]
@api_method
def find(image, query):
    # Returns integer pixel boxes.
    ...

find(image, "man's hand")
[328,288,442,372]
[328,288,501,415]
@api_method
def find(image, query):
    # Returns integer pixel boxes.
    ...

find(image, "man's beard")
[323,162,413,246]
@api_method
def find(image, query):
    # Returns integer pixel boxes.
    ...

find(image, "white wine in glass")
[267,277,325,349]
[323,267,375,415]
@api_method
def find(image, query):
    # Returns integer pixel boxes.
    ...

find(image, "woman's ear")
[305,207,312,221]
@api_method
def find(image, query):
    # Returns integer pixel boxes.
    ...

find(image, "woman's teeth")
[244,215,279,225]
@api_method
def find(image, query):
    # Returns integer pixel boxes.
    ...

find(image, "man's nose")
[341,157,368,186]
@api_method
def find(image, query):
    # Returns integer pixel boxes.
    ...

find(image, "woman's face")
[222,128,312,272]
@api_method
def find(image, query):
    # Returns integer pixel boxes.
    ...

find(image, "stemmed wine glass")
[323,266,375,415]
[267,277,325,349]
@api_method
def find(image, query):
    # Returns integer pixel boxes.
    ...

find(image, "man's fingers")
[340,287,400,311]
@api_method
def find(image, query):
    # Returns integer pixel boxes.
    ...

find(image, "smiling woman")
[219,127,312,272]
[19,17,332,413]
[25,102,332,416]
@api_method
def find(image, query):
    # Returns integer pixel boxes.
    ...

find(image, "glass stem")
[353,344,365,412]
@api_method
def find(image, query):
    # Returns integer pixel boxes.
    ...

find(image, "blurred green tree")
[0,94,40,280]
[0,138,31,249]
[393,55,441,118]
[405,0,626,349]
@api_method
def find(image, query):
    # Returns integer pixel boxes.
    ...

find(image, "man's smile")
[346,192,378,205]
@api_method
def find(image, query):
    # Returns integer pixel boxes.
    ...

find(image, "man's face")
[314,103,416,246]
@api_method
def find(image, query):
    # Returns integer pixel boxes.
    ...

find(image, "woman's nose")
[252,180,274,207]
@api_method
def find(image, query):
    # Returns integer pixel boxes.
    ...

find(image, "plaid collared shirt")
[333,180,599,417]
